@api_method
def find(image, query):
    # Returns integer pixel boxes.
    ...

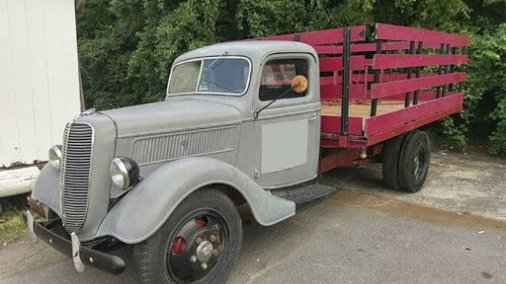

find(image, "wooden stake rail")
[256,23,470,152]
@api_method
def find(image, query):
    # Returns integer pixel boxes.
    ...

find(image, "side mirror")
[291,75,309,93]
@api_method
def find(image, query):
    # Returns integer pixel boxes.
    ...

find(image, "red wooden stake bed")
[260,23,470,173]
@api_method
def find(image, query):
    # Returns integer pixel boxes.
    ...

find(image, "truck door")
[253,54,320,188]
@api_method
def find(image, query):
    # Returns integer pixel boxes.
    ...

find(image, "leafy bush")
[76,0,506,154]
[486,25,506,154]
[439,24,506,154]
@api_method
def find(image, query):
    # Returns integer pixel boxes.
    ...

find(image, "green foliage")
[485,25,506,154]
[76,0,506,154]
[440,24,506,154]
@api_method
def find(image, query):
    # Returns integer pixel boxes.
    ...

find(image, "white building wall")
[0,0,81,167]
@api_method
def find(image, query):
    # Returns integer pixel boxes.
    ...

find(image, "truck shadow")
[319,164,397,194]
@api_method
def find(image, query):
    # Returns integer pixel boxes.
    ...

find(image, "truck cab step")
[271,181,337,212]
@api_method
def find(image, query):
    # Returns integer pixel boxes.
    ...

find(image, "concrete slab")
[321,151,506,221]
[0,166,39,198]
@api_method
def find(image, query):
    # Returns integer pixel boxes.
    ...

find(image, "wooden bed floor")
[321,100,405,118]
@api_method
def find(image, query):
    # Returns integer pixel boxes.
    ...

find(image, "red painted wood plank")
[320,56,366,72]
[352,41,443,52]
[375,23,470,47]
[373,54,468,69]
[320,76,339,85]
[314,41,443,55]
[320,73,436,85]
[365,93,464,143]
[371,72,466,99]
[261,25,366,45]
[321,116,363,135]
[314,45,343,54]
[379,90,438,101]
[320,57,342,72]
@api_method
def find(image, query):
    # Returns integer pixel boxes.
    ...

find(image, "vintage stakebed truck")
[24,24,469,283]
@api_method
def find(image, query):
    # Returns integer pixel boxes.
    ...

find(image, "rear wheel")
[382,134,407,190]
[134,189,242,284]
[397,130,431,192]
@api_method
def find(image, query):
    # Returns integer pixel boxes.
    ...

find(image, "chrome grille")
[60,122,94,233]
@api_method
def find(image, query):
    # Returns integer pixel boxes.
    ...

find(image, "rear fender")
[96,157,295,244]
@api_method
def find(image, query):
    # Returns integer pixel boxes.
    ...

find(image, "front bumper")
[22,210,126,275]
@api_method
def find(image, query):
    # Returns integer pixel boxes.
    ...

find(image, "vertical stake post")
[370,40,382,117]
[340,27,351,136]
[404,41,415,107]
[449,47,457,92]
[436,43,445,98]
[413,41,423,105]
[442,44,451,97]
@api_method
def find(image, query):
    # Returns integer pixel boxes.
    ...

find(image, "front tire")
[134,188,242,284]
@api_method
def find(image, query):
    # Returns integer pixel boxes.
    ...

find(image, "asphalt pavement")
[0,151,504,284]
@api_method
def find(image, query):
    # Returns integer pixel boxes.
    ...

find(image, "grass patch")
[0,208,26,245]
[0,194,29,245]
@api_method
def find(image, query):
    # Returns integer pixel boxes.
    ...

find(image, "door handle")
[309,113,317,121]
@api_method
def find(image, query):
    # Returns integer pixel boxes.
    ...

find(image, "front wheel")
[134,188,242,284]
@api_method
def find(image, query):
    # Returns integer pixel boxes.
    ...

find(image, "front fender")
[96,157,295,244]
[31,163,61,216]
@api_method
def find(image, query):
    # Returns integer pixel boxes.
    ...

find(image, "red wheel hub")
[170,236,187,255]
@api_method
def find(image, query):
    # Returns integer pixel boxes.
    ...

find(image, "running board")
[271,182,337,212]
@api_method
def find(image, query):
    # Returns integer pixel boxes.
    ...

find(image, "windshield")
[168,57,250,95]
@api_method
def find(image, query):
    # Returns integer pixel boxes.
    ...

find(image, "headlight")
[110,157,139,190]
[48,145,62,168]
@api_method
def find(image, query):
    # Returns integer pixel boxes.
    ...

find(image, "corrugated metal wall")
[0,0,81,167]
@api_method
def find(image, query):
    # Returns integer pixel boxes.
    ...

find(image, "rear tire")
[134,188,242,284]
[382,134,406,190]
[397,130,431,192]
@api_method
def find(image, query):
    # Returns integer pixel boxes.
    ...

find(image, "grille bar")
[60,122,94,233]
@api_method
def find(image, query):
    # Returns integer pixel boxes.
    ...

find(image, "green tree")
[76,0,506,155]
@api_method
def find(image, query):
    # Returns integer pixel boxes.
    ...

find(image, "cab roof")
[174,40,317,64]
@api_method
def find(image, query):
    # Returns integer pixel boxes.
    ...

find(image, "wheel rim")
[165,209,229,283]
[413,143,428,182]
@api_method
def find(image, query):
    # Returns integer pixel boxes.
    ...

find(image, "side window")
[259,58,309,101]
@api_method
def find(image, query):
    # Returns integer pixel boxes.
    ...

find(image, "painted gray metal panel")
[252,52,321,188]
[261,119,309,174]
[132,126,239,166]
[32,163,61,215]
[174,41,316,68]
[96,157,296,244]
[99,97,242,138]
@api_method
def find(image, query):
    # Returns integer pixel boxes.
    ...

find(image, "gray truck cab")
[171,41,321,187]
[25,40,329,283]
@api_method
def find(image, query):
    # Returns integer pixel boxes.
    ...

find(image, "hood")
[100,97,242,138]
